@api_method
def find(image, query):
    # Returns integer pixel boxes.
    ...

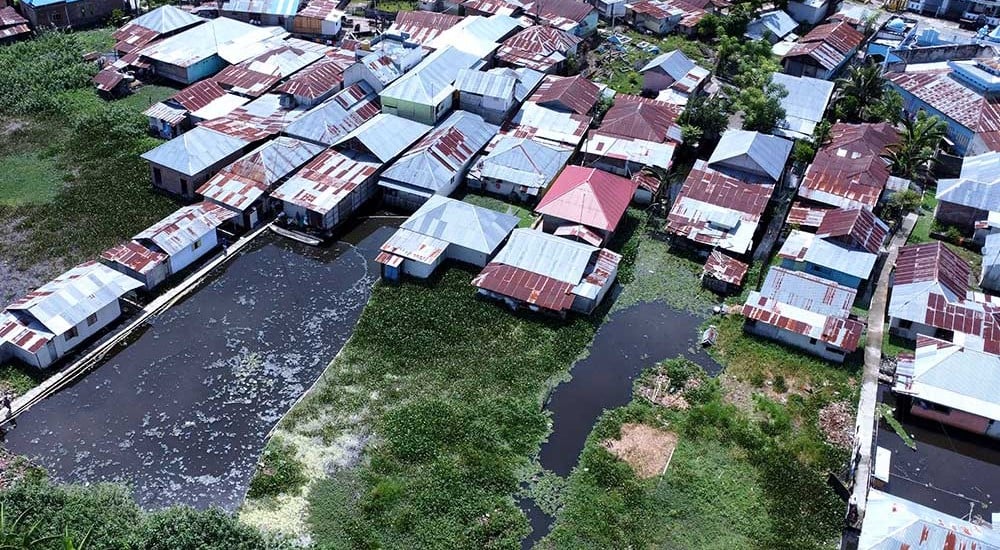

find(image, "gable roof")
[221,0,302,16]
[274,55,351,100]
[196,137,323,211]
[746,10,798,41]
[380,111,497,194]
[771,72,835,140]
[118,5,202,35]
[473,136,572,189]
[455,68,517,99]
[860,490,1000,550]
[270,149,380,215]
[135,202,237,255]
[827,121,899,154]
[784,20,864,70]
[708,130,792,182]
[381,46,481,105]
[815,207,888,254]
[797,123,896,210]
[524,0,596,29]
[895,335,1000,422]
[3,262,142,341]
[283,82,380,145]
[140,17,286,68]
[535,166,637,232]
[395,195,519,256]
[596,94,682,143]
[496,25,581,72]
[487,227,605,283]
[641,49,695,76]
[888,69,1000,149]
[333,113,432,163]
[778,229,879,280]
[166,79,229,112]
[388,11,464,44]
[936,163,1000,213]
[529,74,600,115]
[100,241,168,277]
[893,242,970,303]
[666,159,775,254]
[140,126,248,176]
[501,101,591,148]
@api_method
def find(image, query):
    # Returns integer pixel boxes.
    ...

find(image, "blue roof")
[221,0,301,16]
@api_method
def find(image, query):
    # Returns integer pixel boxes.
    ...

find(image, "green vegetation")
[833,63,904,124]
[546,359,845,549]
[878,403,916,450]
[882,333,913,360]
[0,362,45,396]
[248,438,308,500]
[373,0,418,11]
[115,85,176,114]
[590,30,712,95]
[907,193,937,244]
[457,192,535,228]
[0,29,176,270]
[0,479,291,549]
[0,152,68,206]
[887,111,948,183]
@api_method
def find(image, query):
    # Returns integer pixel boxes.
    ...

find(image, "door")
[180,179,189,197]
[248,208,259,228]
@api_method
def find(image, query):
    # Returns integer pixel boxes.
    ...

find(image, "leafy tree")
[677,95,730,153]
[738,81,788,133]
[834,63,885,122]
[887,111,948,182]
[868,88,904,125]
[880,189,922,224]
[130,507,289,550]
[791,141,817,165]
[812,119,833,146]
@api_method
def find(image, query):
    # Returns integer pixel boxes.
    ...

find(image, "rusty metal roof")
[270,149,379,214]
[536,166,637,232]
[815,207,888,254]
[703,249,748,286]
[597,94,682,143]
[169,79,229,112]
[888,69,1000,148]
[501,101,591,148]
[196,136,323,211]
[273,56,349,100]
[214,45,324,98]
[134,202,238,255]
[0,23,29,41]
[785,201,831,228]
[784,20,863,70]
[666,159,775,254]
[101,241,169,276]
[0,6,28,26]
[114,24,159,54]
[462,0,525,15]
[474,263,577,311]
[894,242,970,301]
[827,121,899,155]
[496,25,580,72]
[93,69,125,92]
[581,132,676,171]
[200,93,307,142]
[523,0,595,26]
[388,11,463,44]
[530,74,600,115]
[798,147,890,210]
[284,82,379,145]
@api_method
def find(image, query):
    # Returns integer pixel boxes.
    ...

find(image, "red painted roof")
[703,249,748,286]
[536,166,637,232]
[597,94,681,143]
[815,207,887,254]
[530,74,600,115]
[894,242,970,300]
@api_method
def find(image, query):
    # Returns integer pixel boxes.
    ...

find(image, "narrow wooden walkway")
[849,212,917,522]
[2,222,273,425]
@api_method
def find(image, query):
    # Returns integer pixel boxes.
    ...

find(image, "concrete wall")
[744,318,849,362]
[22,0,127,28]
[401,255,444,278]
[896,44,991,65]
[468,175,543,202]
[458,92,511,125]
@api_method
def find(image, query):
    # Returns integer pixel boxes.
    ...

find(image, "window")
[192,238,202,251]
[66,326,78,340]
[809,337,818,345]
[86,313,98,326]
[180,179,189,196]
[153,167,163,186]
[897,319,912,329]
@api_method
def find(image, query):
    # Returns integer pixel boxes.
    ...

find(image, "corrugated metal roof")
[425,14,521,59]
[0,6,29,26]
[889,69,1000,143]
[141,17,286,68]
[190,93,251,121]
[333,113,432,163]
[380,46,481,105]
[297,0,342,19]
[388,11,463,44]
[270,149,379,214]
[497,25,580,73]
[798,146,892,211]
[284,82,379,145]
[474,263,577,311]
[200,93,308,142]
[784,20,863,70]
[827,121,898,155]
[134,202,238,255]
[196,136,324,210]
[143,102,188,125]
[101,241,169,276]
[581,133,676,171]
[596,94,682,143]
[4,261,142,339]
[860,490,1000,550]
[523,0,595,26]
[703,250,748,286]
[471,135,572,189]
[114,25,160,54]
[746,10,797,40]
[221,0,301,16]
[778,230,877,280]
[380,227,449,264]
[93,69,124,92]
[983,231,1000,291]
[274,56,350,99]
[455,68,516,99]
[168,79,229,112]
[119,5,203,34]
[936,171,1000,213]
[380,111,498,194]
[214,45,324,98]
[815,207,887,254]
[358,52,403,86]
[490,227,598,283]
[141,126,249,176]
[771,73,834,140]
[0,23,30,41]
[530,74,600,115]
[536,166,636,232]
[707,130,792,182]
[893,242,970,302]
[894,335,1000,421]
[487,67,544,102]
[641,49,694,77]
[501,101,591,148]
[398,195,519,255]
[462,0,524,16]
[665,159,774,255]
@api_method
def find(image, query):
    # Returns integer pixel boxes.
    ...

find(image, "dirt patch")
[721,373,809,412]
[819,401,854,450]
[0,216,68,303]
[637,373,702,410]
[602,423,678,479]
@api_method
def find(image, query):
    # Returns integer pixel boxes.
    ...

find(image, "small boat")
[700,325,719,347]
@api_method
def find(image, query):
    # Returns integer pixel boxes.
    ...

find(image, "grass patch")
[878,403,916,450]
[458,191,535,228]
[591,30,713,95]
[882,333,913,359]
[115,84,177,114]
[248,437,308,500]
[374,0,417,11]
[0,362,46,396]
[0,151,68,206]
[545,358,844,549]
[280,265,599,547]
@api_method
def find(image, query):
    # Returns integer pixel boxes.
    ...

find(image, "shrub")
[248,437,308,499]
[132,507,290,550]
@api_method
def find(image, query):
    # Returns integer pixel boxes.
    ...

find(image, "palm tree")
[887,111,948,183]
[835,63,886,122]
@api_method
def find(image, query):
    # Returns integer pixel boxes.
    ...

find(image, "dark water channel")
[5,221,394,510]
[876,385,1000,520]
[523,301,722,547]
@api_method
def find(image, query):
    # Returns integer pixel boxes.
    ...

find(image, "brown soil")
[602,423,678,479]
[637,375,702,410]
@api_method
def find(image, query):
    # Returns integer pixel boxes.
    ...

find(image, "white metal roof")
[708,129,793,182]
[895,336,1000,421]
[140,126,248,176]
[134,202,237,255]
[778,230,877,280]
[399,195,519,255]
[860,490,1000,549]
[473,136,572,189]
[380,46,482,105]
[4,261,141,337]
[127,5,204,34]
[492,228,597,284]
[141,17,287,68]
[771,72,835,141]
[333,113,432,163]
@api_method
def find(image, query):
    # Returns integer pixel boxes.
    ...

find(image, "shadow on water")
[521,300,720,548]
[4,220,397,511]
